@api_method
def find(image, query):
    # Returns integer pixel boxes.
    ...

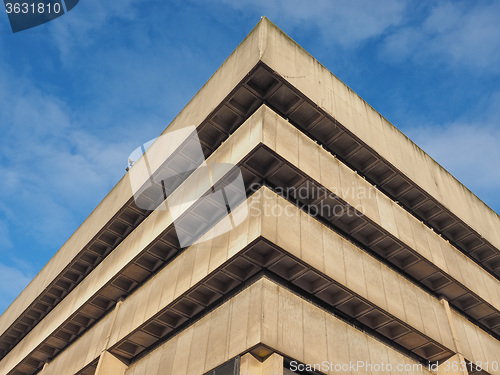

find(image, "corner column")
[438,298,468,375]
[240,352,283,375]
[94,299,129,375]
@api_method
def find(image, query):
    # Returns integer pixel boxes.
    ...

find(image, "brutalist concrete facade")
[1,18,499,375]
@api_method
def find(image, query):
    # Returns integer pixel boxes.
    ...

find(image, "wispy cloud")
[381,1,500,72]
[208,0,500,75]
[0,221,12,250]
[48,0,138,61]
[209,0,407,46]
[0,59,135,247]
[0,264,33,314]
[406,121,500,212]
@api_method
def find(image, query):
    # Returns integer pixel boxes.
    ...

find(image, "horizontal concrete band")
[3,105,500,375]
[82,190,500,375]
[2,188,442,374]
[177,39,500,282]
[48,278,438,375]
[101,191,454,364]
[15,189,499,375]
[250,63,500,280]
[160,18,500,272]
[0,181,144,357]
[255,18,500,272]
[0,153,254,372]
[125,278,441,375]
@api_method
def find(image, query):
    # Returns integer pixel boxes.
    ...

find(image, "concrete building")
[1,18,499,375]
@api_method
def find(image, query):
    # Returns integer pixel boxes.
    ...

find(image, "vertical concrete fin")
[240,352,283,375]
[103,299,124,351]
[94,351,128,375]
[261,353,284,374]
[440,298,468,375]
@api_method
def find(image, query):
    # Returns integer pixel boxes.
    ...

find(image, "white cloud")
[0,2,203,251]
[0,264,33,314]
[382,1,500,72]
[0,221,12,250]
[206,0,500,73]
[406,122,500,212]
[0,59,136,246]
[48,0,138,61]
[210,0,407,46]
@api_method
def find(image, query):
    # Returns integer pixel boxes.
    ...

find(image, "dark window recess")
[204,356,240,375]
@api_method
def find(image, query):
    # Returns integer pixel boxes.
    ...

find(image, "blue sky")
[0,0,499,313]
